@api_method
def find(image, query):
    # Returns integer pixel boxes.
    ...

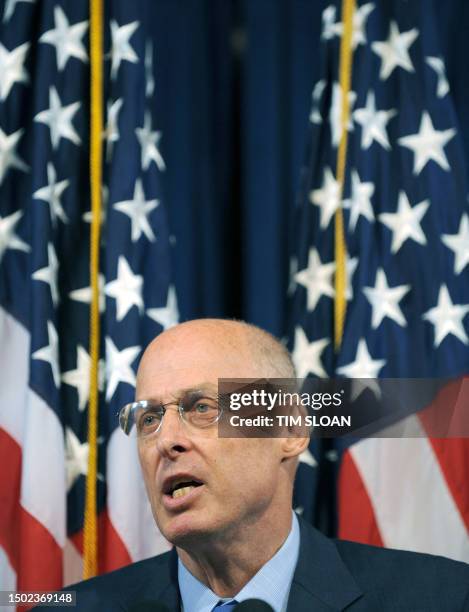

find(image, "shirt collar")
[178,512,300,612]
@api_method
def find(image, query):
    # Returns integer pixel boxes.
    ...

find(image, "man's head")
[134,319,308,549]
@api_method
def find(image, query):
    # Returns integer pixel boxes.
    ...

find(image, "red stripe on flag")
[418,377,469,532]
[98,509,133,573]
[426,438,469,532]
[69,509,132,577]
[16,507,63,590]
[338,449,384,546]
[0,427,62,607]
[0,427,21,572]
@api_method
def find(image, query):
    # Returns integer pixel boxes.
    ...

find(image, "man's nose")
[155,405,191,458]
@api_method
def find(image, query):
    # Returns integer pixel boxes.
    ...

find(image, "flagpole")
[334,0,356,349]
[84,0,104,579]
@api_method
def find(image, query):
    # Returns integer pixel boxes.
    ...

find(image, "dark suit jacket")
[36,516,469,611]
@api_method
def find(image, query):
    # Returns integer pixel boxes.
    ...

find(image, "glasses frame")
[118,394,224,438]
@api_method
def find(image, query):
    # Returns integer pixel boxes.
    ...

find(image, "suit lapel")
[287,517,363,611]
[120,547,181,611]
[156,581,181,611]
[153,548,181,610]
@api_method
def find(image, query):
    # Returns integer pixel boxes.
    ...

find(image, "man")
[39,319,469,611]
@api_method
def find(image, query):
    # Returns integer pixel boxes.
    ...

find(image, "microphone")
[233,600,274,611]
[127,602,170,612]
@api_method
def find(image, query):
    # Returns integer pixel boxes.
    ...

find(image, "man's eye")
[138,411,161,430]
[186,399,217,413]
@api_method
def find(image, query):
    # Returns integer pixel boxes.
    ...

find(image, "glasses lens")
[119,402,134,435]
[135,402,164,436]
[181,396,220,428]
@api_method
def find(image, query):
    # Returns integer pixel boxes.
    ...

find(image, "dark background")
[147,0,324,335]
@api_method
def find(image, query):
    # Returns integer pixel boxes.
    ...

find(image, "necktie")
[211,600,238,612]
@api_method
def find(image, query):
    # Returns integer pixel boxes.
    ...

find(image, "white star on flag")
[33,162,69,225]
[82,186,108,225]
[147,286,179,330]
[294,248,335,312]
[105,256,144,321]
[371,21,419,80]
[292,326,329,378]
[39,6,88,71]
[145,39,155,98]
[321,5,339,41]
[0,210,30,263]
[287,256,298,296]
[441,213,469,275]
[299,449,317,468]
[398,112,456,175]
[103,98,123,162]
[113,179,159,242]
[32,242,59,307]
[32,320,60,388]
[136,111,166,171]
[3,0,34,23]
[105,337,140,401]
[62,345,104,411]
[423,285,469,347]
[34,86,81,149]
[329,82,356,147]
[0,41,29,101]
[337,339,386,400]
[65,428,89,491]
[425,56,449,98]
[109,20,139,80]
[379,191,429,254]
[350,2,375,49]
[309,167,341,229]
[309,79,326,124]
[0,127,29,185]
[353,91,397,150]
[363,268,410,329]
[343,169,375,231]
[345,256,359,300]
[330,2,375,50]
[69,274,105,312]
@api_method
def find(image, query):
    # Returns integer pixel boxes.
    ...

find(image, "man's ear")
[280,434,310,460]
[276,399,311,460]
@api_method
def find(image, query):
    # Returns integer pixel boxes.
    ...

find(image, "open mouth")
[164,478,204,500]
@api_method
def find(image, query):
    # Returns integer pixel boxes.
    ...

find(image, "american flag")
[0,1,177,606]
[289,1,469,560]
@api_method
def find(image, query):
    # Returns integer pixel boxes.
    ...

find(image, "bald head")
[137,318,296,388]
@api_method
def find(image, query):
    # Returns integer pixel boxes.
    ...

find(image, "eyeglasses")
[118,392,222,438]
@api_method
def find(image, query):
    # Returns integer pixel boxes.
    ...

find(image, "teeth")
[172,485,195,499]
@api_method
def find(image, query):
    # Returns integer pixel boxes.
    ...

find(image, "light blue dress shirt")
[178,512,300,612]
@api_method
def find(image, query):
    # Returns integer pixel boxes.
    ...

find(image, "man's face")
[135,326,288,547]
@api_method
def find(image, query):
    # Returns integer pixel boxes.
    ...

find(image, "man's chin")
[162,515,213,547]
